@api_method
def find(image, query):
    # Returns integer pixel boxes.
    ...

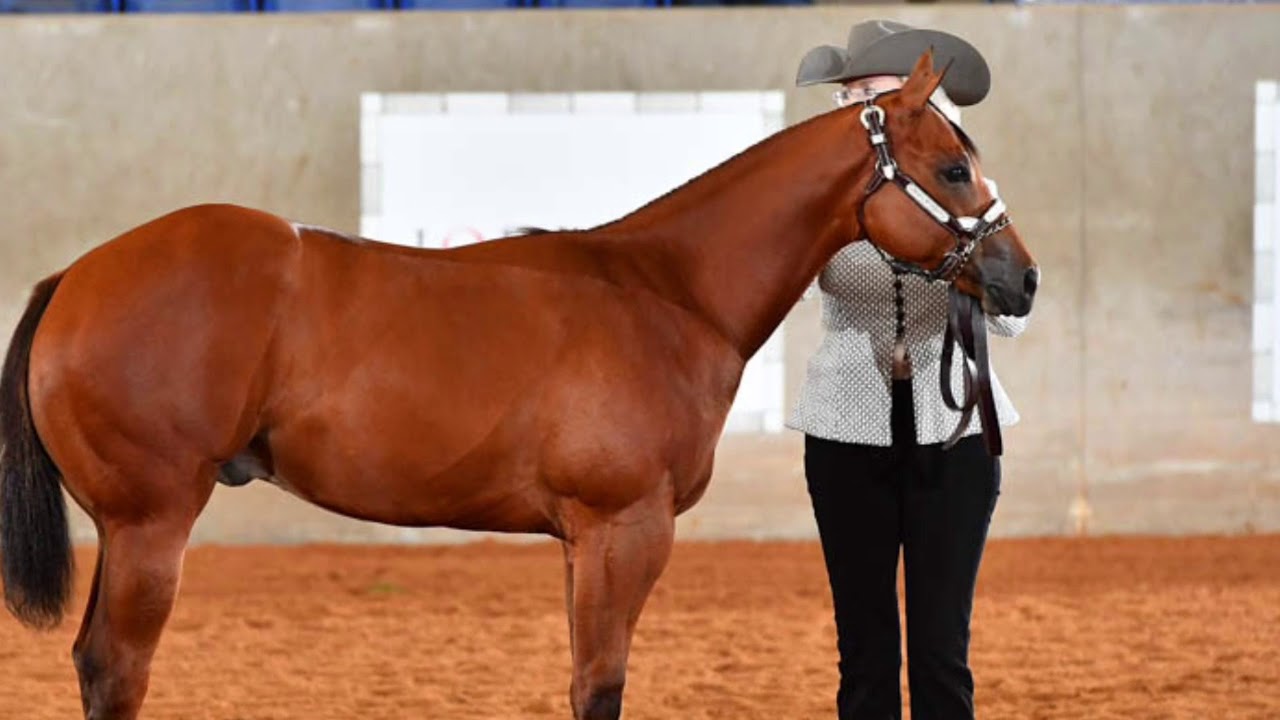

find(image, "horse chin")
[980,283,1034,317]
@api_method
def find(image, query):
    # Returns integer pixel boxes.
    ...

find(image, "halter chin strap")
[855,101,1011,283]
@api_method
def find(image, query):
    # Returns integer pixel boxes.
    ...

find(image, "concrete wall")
[0,5,1277,544]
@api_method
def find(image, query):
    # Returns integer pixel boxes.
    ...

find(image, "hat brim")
[796,28,991,107]
[795,45,850,90]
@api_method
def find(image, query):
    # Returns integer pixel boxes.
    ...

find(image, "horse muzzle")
[981,265,1039,317]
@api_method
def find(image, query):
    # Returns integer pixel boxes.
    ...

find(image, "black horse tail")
[0,272,72,630]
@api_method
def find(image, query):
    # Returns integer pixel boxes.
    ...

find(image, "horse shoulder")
[533,291,739,511]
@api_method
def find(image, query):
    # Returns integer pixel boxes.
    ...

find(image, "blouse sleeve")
[986,313,1028,338]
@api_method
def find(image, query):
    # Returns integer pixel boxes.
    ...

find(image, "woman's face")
[835,75,962,125]
[834,75,905,107]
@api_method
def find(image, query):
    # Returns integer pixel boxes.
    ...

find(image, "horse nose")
[1024,266,1041,298]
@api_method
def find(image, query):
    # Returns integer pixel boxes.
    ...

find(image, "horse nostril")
[1024,267,1040,297]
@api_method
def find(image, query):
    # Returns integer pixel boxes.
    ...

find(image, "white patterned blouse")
[787,240,1026,447]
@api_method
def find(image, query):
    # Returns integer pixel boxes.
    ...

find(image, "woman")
[789,20,1029,720]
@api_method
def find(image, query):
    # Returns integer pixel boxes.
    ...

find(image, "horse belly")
[259,410,557,534]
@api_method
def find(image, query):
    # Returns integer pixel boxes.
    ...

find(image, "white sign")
[1254,81,1280,422]
[361,91,788,434]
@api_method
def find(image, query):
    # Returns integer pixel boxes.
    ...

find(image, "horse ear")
[899,48,950,113]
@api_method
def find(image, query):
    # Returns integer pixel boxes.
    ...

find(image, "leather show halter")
[854,95,1010,457]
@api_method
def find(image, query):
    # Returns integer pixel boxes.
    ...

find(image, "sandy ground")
[0,535,1277,719]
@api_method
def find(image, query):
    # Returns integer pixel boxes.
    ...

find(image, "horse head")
[855,49,1039,317]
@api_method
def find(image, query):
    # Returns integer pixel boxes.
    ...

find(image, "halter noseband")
[855,99,1011,283]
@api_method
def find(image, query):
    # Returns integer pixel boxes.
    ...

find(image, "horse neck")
[605,109,870,359]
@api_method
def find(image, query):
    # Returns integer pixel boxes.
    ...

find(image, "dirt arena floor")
[1,535,1277,719]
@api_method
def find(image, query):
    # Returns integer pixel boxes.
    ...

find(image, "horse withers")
[0,50,1035,720]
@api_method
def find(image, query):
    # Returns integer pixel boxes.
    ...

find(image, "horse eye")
[943,165,971,184]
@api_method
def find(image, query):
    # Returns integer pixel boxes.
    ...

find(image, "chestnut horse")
[0,52,1035,720]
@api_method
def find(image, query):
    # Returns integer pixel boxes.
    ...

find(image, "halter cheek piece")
[855,98,1009,457]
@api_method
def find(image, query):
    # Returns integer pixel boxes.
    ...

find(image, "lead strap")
[940,288,1004,457]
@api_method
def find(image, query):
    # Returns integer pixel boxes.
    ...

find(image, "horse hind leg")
[72,542,104,716]
[70,464,213,720]
[74,516,202,719]
[562,498,674,720]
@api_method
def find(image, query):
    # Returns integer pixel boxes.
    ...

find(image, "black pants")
[805,381,1000,720]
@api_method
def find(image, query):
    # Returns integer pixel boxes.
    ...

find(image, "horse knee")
[581,683,624,720]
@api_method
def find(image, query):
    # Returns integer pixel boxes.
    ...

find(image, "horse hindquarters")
[0,271,214,720]
[21,206,300,718]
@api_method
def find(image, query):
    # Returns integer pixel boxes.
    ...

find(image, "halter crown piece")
[855,96,1009,456]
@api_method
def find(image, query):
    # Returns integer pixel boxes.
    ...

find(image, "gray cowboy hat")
[796,20,991,106]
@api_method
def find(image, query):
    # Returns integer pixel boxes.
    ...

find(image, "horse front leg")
[561,497,674,720]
